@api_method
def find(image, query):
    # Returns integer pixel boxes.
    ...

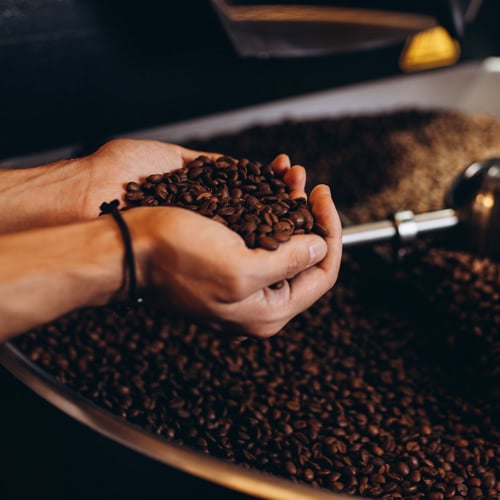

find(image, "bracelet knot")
[99,199,143,313]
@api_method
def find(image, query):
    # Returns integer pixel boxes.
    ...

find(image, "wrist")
[121,206,188,304]
[121,208,158,299]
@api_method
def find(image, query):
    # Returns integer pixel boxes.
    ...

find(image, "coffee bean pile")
[400,243,500,408]
[15,109,500,499]
[123,155,326,251]
[186,109,500,225]
[17,254,500,499]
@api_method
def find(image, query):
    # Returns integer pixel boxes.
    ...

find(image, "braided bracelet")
[100,199,143,312]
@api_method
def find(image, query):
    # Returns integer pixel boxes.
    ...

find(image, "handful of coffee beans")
[124,155,327,250]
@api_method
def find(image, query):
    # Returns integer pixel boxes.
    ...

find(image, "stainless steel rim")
[0,341,355,500]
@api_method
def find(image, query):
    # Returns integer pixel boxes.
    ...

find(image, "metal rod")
[413,208,459,233]
[342,208,459,247]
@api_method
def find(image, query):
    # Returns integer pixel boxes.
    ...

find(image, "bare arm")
[0,159,90,233]
[0,139,222,234]
[0,215,123,340]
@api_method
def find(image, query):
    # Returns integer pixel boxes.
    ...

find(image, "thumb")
[247,235,328,290]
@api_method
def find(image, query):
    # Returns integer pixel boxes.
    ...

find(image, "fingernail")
[308,238,327,265]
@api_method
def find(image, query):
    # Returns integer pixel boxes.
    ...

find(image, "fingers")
[235,183,340,304]
[177,144,222,165]
[269,153,291,174]
[246,185,342,329]
[244,234,328,293]
[285,166,307,200]
[308,184,343,274]
[284,184,342,306]
[270,154,307,199]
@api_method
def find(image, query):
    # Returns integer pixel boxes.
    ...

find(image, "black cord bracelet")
[100,199,143,312]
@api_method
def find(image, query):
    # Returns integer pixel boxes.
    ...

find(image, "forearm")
[0,158,90,234]
[0,215,131,342]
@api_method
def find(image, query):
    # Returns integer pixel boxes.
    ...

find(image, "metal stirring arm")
[342,208,459,247]
[341,158,500,259]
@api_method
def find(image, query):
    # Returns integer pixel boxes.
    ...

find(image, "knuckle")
[97,138,134,155]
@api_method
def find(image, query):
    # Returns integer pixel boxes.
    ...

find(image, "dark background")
[1,1,500,499]
[0,365,260,500]
[1,0,500,160]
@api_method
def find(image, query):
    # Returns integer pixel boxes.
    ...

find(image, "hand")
[79,139,222,219]
[86,143,342,338]
[82,138,309,217]
[127,182,342,338]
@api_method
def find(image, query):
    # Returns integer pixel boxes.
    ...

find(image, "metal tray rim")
[0,341,352,500]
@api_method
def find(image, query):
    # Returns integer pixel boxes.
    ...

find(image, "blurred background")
[1,0,500,159]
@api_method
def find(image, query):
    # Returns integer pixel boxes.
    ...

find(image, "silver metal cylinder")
[342,208,459,248]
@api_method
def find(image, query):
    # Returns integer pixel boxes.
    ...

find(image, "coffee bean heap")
[17,251,500,499]
[401,244,500,407]
[14,110,500,499]
[186,109,500,225]
[123,155,326,251]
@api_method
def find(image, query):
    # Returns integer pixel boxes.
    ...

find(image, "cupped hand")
[80,139,307,220]
[90,139,341,338]
[127,182,341,339]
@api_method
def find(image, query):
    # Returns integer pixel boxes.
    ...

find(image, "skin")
[0,139,342,342]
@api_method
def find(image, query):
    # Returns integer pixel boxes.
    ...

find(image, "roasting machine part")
[0,341,354,500]
[342,157,500,260]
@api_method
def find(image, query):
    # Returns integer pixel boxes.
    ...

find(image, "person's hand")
[126,181,341,338]
[78,139,221,219]
[82,138,311,217]
[94,141,342,338]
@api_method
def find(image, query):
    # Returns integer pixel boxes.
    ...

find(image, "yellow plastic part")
[399,26,461,73]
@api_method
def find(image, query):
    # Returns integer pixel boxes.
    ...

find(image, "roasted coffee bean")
[154,184,168,200]
[140,196,158,207]
[243,232,256,249]
[285,461,297,476]
[273,231,292,243]
[303,468,315,482]
[146,174,163,184]
[312,223,328,238]
[273,220,294,234]
[188,166,203,179]
[289,211,305,228]
[126,181,141,192]
[428,493,445,500]
[299,207,314,232]
[123,155,326,250]
[125,191,144,202]
[256,235,279,251]
[257,224,273,235]
[240,221,257,234]
[409,470,421,483]
[395,463,409,476]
